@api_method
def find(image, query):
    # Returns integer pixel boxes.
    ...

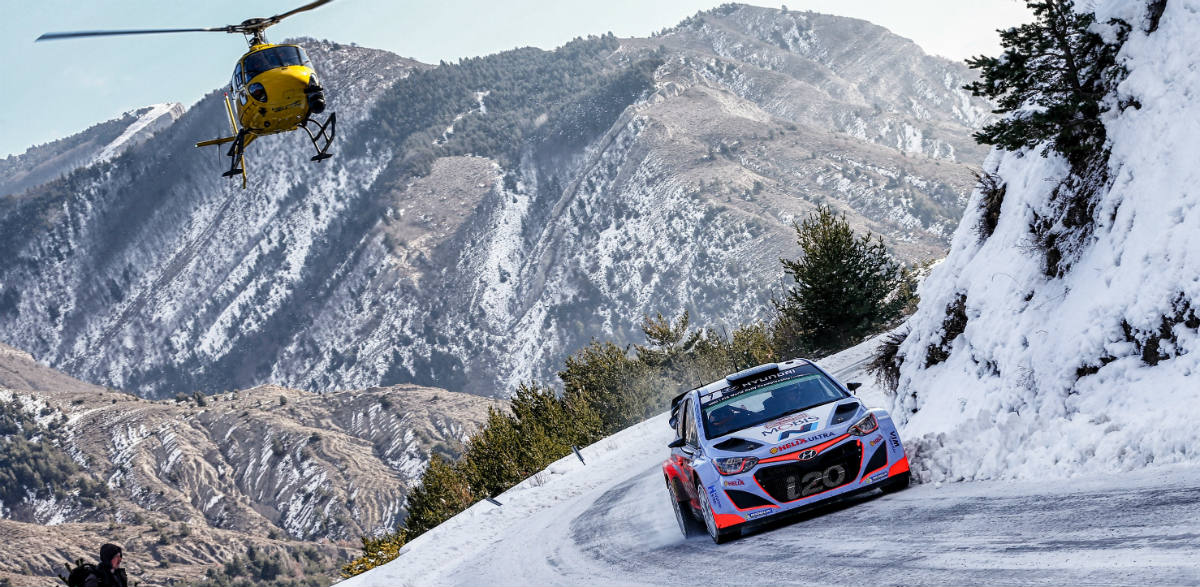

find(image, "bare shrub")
[867,328,909,394]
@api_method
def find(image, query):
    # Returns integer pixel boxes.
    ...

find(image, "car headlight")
[847,412,878,436]
[714,456,759,475]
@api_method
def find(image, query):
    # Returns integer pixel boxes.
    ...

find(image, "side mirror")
[668,438,686,449]
[846,382,862,394]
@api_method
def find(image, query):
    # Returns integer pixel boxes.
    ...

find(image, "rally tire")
[696,481,736,544]
[668,478,704,538]
[880,471,911,494]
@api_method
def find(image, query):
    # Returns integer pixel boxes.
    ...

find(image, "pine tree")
[342,532,407,578]
[725,322,778,368]
[558,341,651,431]
[509,382,601,454]
[775,205,912,354]
[402,454,474,537]
[460,408,527,497]
[634,312,701,369]
[964,0,1129,166]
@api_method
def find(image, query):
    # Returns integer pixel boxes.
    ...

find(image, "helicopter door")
[232,62,248,106]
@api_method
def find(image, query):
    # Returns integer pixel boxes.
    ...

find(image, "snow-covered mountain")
[0,5,990,401]
[889,0,1200,483]
[0,103,184,198]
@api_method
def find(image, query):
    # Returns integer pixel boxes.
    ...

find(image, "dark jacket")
[82,563,128,587]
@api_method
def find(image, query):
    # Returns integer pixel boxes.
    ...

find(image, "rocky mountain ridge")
[0,341,499,585]
[0,103,185,199]
[0,4,991,401]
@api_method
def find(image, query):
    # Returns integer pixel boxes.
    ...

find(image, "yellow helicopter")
[37,0,337,189]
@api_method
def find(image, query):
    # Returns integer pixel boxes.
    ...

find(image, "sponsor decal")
[701,367,810,406]
[272,100,303,112]
[770,440,801,454]
[747,509,774,519]
[768,431,838,454]
[867,471,888,484]
[869,435,884,447]
[784,464,848,499]
[776,422,820,440]
[803,431,837,444]
[889,430,901,449]
[723,478,745,487]
[760,412,818,436]
[706,484,722,509]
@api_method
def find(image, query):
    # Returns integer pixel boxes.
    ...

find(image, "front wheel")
[667,478,704,538]
[696,482,736,544]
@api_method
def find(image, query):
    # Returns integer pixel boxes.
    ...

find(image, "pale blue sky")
[0,0,1031,158]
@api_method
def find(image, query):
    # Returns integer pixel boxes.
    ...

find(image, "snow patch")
[93,103,182,163]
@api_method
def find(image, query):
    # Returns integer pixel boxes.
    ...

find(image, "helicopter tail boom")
[195,93,248,189]
[195,136,237,148]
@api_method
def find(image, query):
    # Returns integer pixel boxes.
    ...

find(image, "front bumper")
[706,419,908,529]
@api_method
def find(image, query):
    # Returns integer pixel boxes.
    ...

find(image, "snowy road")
[439,463,1200,586]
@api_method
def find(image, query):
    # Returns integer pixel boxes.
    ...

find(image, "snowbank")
[892,0,1200,482]
[337,412,674,587]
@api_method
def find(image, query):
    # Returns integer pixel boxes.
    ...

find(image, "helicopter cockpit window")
[232,63,243,91]
[241,46,306,83]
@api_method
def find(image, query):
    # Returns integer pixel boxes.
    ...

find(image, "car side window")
[684,399,699,447]
[674,400,688,441]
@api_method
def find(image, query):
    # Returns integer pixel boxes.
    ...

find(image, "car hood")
[713,399,862,453]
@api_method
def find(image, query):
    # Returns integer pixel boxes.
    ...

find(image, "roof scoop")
[725,363,780,386]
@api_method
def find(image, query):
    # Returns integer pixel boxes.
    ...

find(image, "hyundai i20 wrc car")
[662,359,910,543]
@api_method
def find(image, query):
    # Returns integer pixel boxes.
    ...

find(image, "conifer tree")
[775,205,912,354]
[558,341,651,430]
[964,0,1129,165]
[461,408,528,497]
[509,382,602,452]
[401,454,474,537]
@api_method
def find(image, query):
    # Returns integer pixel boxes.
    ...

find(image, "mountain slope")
[0,6,991,400]
[0,341,500,584]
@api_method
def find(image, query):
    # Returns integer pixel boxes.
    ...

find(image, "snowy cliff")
[893,0,1198,481]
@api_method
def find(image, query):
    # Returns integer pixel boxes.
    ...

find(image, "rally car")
[662,359,909,543]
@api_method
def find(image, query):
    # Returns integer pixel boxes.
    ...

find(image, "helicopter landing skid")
[221,128,248,178]
[301,112,336,162]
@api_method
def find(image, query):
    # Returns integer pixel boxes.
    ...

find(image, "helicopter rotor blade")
[36,27,232,42]
[36,1,334,43]
[262,0,334,27]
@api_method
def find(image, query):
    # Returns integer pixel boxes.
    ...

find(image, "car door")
[675,396,703,503]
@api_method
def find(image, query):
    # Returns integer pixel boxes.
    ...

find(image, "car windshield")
[242,46,305,82]
[701,367,846,439]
